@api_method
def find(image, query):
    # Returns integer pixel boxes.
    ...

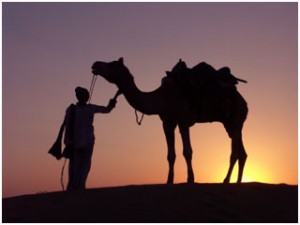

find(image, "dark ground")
[2,182,298,222]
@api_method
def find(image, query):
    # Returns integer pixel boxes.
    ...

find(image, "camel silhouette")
[92,58,248,184]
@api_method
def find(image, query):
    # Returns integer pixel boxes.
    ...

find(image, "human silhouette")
[64,86,117,191]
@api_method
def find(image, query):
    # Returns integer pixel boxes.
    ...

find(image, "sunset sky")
[3,2,298,197]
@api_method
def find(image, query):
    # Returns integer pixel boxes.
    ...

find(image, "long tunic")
[64,102,114,190]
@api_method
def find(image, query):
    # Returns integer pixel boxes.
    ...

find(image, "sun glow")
[242,164,273,184]
[218,163,273,184]
[241,176,254,183]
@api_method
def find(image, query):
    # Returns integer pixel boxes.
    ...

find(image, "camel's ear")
[179,58,182,62]
[118,57,124,64]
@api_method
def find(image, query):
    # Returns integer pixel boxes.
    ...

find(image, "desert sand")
[2,182,297,222]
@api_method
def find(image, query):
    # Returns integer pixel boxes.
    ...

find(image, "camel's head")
[92,57,130,84]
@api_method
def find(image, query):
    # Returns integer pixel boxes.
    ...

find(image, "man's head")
[75,87,90,103]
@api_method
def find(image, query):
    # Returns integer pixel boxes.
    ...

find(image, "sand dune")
[3,182,297,222]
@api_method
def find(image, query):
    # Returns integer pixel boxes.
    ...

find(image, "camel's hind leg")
[237,135,247,183]
[163,121,177,184]
[223,128,247,184]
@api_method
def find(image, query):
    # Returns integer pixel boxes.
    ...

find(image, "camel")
[92,58,248,184]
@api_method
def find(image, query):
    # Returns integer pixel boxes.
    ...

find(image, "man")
[64,86,117,191]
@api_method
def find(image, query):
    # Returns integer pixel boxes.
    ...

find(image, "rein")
[135,109,144,125]
[89,73,144,126]
[60,74,98,191]
[61,159,67,191]
[88,74,98,103]
[60,74,144,191]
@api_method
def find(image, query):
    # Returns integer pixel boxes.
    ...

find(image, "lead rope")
[135,109,144,125]
[61,158,67,191]
[89,74,144,125]
[89,74,144,126]
[61,75,98,192]
[88,75,97,103]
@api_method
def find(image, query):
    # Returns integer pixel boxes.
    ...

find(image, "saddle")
[164,60,247,113]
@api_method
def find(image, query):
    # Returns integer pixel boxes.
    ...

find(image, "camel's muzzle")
[92,69,100,75]
[92,61,106,75]
[91,64,101,75]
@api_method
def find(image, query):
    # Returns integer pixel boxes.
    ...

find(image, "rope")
[135,109,144,125]
[88,75,97,103]
[61,158,67,191]
[60,75,97,192]
[88,74,144,126]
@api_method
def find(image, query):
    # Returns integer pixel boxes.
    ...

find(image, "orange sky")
[3,2,298,197]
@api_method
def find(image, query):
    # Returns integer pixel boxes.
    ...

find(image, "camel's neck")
[116,72,165,115]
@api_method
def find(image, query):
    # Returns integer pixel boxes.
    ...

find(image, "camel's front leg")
[179,124,194,183]
[163,121,177,184]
